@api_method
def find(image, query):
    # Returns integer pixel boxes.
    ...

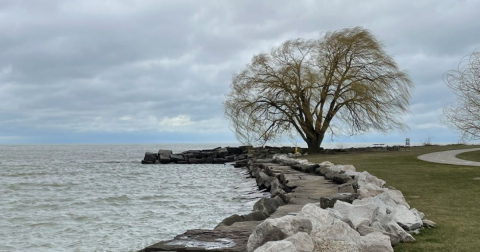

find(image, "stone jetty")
[141,146,305,164]
[139,153,434,252]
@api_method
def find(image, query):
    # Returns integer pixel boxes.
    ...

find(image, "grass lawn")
[305,144,480,252]
[456,150,480,162]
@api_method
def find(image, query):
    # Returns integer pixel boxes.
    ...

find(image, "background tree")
[224,27,413,152]
[443,49,480,140]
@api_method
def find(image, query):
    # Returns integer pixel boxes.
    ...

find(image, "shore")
[137,156,338,252]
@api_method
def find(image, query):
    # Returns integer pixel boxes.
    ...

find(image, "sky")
[0,0,479,145]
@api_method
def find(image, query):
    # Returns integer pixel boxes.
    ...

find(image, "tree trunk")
[306,133,324,154]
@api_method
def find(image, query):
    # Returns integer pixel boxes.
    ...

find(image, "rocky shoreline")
[138,148,435,252]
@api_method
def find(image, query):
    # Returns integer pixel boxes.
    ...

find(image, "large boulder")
[253,240,297,252]
[394,205,423,231]
[296,203,335,234]
[312,221,362,246]
[313,239,359,252]
[355,171,386,188]
[158,150,173,164]
[284,232,314,252]
[170,154,185,163]
[253,196,285,217]
[247,215,313,252]
[338,183,356,194]
[142,152,158,164]
[360,232,393,252]
[320,193,357,209]
[227,147,243,155]
[383,188,410,209]
[333,201,379,229]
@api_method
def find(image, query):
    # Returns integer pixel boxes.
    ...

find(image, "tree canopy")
[224,27,413,152]
[443,49,480,140]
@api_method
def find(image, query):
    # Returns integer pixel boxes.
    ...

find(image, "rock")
[312,221,361,246]
[244,211,267,221]
[384,188,410,209]
[188,158,202,164]
[253,240,297,252]
[246,215,313,252]
[382,220,415,244]
[213,158,227,164]
[422,219,436,228]
[170,154,185,163]
[284,232,314,252]
[255,171,275,190]
[253,197,285,217]
[332,174,353,184]
[355,171,386,188]
[333,201,378,229]
[357,223,376,236]
[331,164,356,173]
[357,183,384,199]
[360,232,393,252]
[324,171,340,180]
[296,203,335,234]
[320,193,357,209]
[394,205,423,231]
[410,208,425,219]
[227,147,243,155]
[158,149,173,163]
[313,239,359,252]
[338,183,356,194]
[215,214,245,228]
[143,152,158,162]
[145,229,251,252]
[202,157,214,164]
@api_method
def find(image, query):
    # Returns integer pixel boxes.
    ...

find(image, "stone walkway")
[417,148,480,166]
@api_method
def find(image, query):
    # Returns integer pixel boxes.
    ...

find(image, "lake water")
[0,144,268,252]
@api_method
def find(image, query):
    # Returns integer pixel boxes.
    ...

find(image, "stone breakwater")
[139,153,435,252]
[140,146,304,165]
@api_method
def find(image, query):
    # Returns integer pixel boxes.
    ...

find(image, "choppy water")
[0,144,266,252]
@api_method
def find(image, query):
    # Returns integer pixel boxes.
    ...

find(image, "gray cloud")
[1,0,479,143]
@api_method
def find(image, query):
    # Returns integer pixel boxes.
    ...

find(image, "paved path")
[418,148,480,166]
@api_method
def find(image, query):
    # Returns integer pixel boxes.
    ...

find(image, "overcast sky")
[0,0,479,145]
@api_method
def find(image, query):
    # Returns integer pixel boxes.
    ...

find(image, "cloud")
[0,0,479,143]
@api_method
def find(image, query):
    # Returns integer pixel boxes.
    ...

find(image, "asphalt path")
[417,148,480,166]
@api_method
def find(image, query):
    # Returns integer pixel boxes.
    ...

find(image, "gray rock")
[384,188,410,209]
[158,149,173,163]
[394,205,423,231]
[213,158,227,164]
[320,193,358,209]
[422,219,436,228]
[357,223,376,236]
[215,214,245,228]
[332,174,353,184]
[338,183,356,194]
[170,154,185,163]
[333,201,379,229]
[296,203,335,234]
[246,215,313,252]
[143,152,158,162]
[313,239,359,252]
[253,197,284,217]
[284,232,314,252]
[243,211,267,222]
[253,240,297,252]
[360,232,393,252]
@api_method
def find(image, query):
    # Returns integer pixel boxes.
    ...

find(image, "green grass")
[305,145,480,252]
[456,150,480,162]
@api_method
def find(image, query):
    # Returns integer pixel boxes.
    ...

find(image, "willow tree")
[224,27,413,152]
[443,49,480,140]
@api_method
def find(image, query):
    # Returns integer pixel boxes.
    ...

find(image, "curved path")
[418,148,480,166]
